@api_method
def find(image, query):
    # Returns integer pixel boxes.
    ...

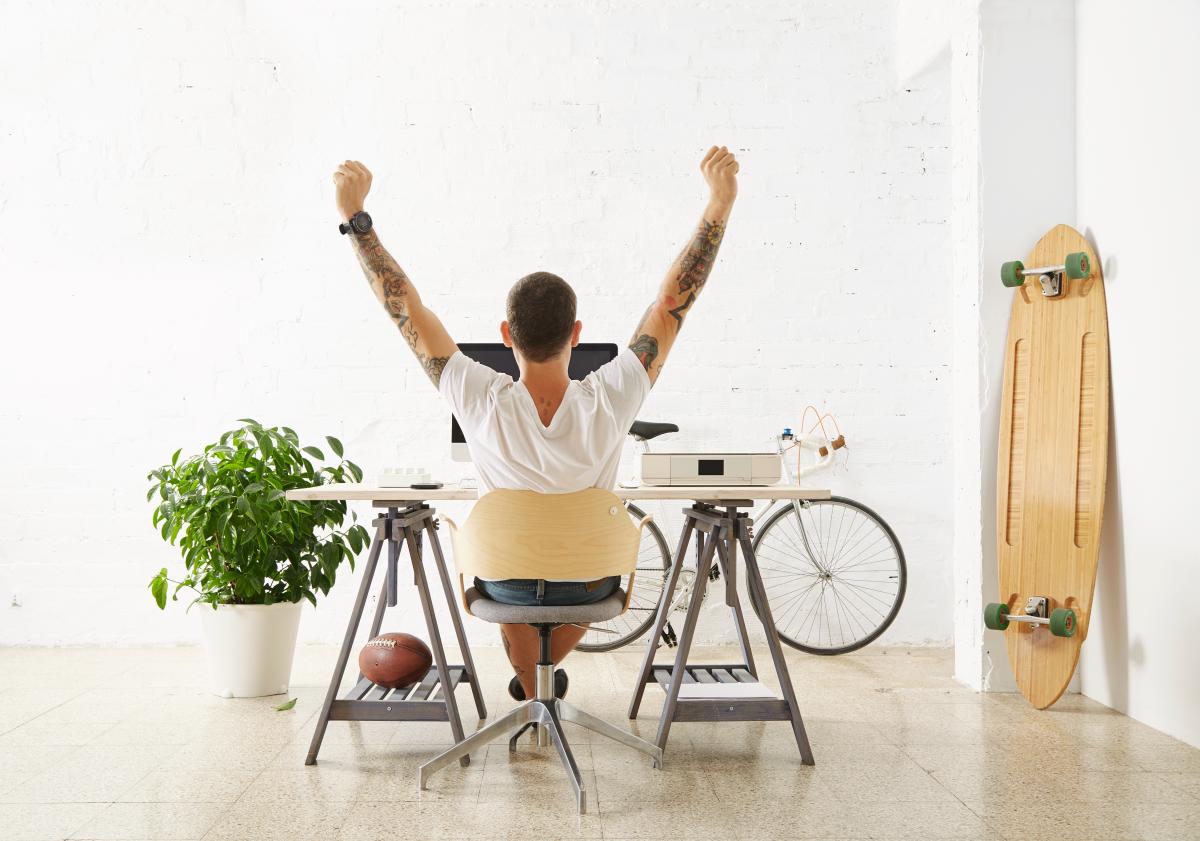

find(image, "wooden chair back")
[443,488,652,616]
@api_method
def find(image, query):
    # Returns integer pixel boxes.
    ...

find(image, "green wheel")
[983,602,1010,631]
[1049,608,1077,637]
[1064,252,1090,279]
[1001,261,1025,288]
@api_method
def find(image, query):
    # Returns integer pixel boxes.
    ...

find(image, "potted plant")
[147,418,370,698]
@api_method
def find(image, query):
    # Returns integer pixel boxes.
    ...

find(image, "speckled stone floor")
[1,644,1197,840]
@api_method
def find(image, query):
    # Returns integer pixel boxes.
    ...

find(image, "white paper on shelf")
[674,681,776,699]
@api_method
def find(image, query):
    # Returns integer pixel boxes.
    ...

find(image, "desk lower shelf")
[330,667,472,722]
[648,663,793,723]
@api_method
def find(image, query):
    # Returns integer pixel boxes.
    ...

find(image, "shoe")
[507,669,569,701]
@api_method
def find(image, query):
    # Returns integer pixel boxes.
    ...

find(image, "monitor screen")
[450,343,619,448]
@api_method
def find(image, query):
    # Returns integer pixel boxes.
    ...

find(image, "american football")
[358,632,433,689]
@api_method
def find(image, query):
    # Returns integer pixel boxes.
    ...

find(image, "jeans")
[474,576,621,606]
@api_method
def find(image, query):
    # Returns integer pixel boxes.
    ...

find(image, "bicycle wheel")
[577,503,671,652]
[749,497,906,655]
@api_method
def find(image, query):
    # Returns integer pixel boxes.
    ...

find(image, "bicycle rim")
[577,503,671,652]
[749,497,906,654]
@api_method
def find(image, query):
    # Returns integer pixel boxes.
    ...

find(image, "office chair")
[417,488,663,813]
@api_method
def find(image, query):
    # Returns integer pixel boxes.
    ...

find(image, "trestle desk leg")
[426,520,488,720]
[653,522,719,753]
[740,531,815,765]
[715,523,758,678]
[628,517,696,719]
[404,527,470,767]
[305,519,387,765]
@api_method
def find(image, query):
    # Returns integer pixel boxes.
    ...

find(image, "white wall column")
[1075,0,1200,748]
[950,0,1076,690]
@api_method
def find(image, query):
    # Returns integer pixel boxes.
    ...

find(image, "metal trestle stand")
[628,501,815,764]
[305,503,487,766]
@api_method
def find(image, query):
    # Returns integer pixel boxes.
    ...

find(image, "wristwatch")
[339,211,373,235]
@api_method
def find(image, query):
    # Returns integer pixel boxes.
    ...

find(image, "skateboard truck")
[983,598,1077,637]
[1019,596,1049,622]
[1000,252,1091,298]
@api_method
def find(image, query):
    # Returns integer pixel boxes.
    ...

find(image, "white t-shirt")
[439,347,651,496]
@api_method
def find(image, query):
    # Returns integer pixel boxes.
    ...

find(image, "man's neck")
[517,354,571,427]
[517,358,570,391]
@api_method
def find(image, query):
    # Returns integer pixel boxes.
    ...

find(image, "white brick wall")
[0,0,953,646]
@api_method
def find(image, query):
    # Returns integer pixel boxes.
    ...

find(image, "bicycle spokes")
[751,498,906,655]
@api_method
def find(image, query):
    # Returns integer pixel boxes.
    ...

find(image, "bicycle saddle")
[629,421,679,441]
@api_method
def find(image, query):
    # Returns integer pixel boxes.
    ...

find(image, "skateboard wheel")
[1064,252,1090,279]
[983,602,1010,631]
[1001,261,1025,288]
[1049,608,1077,637]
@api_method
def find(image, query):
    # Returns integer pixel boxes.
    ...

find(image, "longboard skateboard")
[984,224,1109,709]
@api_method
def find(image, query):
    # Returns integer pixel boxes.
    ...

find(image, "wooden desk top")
[285,483,831,505]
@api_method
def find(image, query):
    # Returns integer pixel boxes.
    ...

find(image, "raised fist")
[701,146,739,207]
[332,160,372,221]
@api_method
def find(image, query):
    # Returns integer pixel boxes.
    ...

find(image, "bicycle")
[578,408,906,655]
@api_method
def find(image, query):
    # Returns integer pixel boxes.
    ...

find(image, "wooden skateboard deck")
[994,224,1109,709]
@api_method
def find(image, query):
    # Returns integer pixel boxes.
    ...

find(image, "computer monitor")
[451,342,619,461]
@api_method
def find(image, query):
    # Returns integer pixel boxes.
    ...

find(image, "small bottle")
[781,427,794,442]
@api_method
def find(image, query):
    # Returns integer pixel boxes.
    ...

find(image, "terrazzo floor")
[1,644,1197,840]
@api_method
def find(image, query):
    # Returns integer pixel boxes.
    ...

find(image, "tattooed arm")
[348,229,457,385]
[629,146,739,384]
[333,161,457,387]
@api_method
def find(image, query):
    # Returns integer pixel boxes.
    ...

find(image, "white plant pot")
[197,601,302,698]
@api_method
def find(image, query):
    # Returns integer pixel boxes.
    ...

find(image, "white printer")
[640,452,781,487]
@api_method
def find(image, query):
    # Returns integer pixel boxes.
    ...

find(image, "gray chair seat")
[464,587,626,624]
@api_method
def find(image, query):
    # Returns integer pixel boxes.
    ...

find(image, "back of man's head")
[506,272,577,362]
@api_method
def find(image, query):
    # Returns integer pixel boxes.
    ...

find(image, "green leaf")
[237,418,261,426]
[325,436,344,458]
[171,448,182,466]
[301,446,324,461]
[273,698,298,712]
[149,568,169,609]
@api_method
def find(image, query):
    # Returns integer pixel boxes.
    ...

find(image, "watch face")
[353,212,372,233]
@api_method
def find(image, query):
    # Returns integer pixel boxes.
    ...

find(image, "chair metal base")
[418,665,662,814]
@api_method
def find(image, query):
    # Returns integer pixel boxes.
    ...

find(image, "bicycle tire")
[576,503,672,652]
[749,496,906,655]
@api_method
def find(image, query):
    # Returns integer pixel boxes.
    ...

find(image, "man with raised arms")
[332,146,739,700]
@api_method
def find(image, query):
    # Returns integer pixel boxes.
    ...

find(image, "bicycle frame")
[601,411,902,656]
[622,413,847,620]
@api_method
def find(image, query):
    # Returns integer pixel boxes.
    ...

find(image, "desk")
[286,483,828,766]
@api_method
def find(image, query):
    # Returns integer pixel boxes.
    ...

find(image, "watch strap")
[339,211,372,235]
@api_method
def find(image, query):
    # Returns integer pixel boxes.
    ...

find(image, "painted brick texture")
[0,0,952,645]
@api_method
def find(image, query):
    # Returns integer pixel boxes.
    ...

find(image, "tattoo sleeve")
[667,218,725,327]
[677,219,725,295]
[628,216,727,377]
[629,332,660,373]
[349,230,450,386]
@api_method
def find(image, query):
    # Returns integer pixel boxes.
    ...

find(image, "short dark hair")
[506,271,577,362]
